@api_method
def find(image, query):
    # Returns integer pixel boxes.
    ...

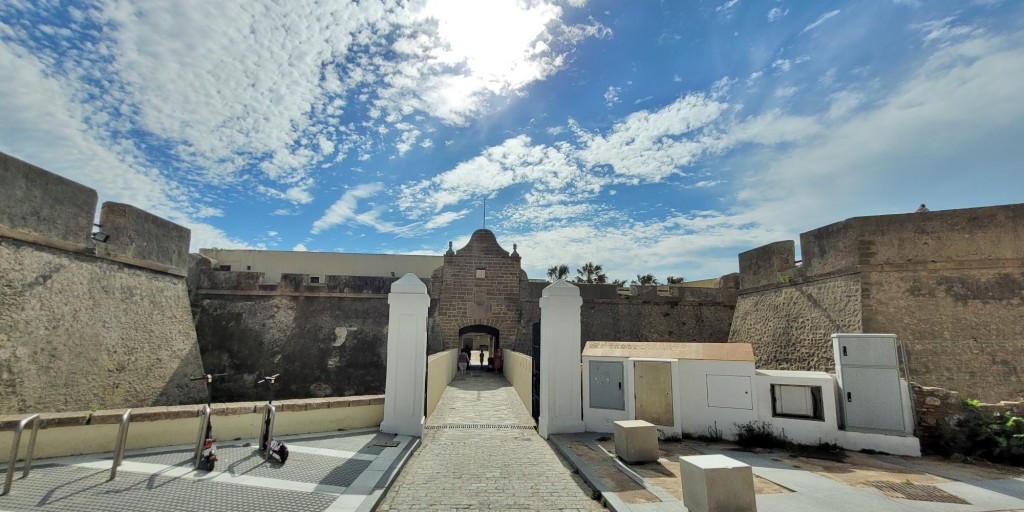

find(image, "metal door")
[589,361,624,410]
[841,367,906,432]
[833,334,899,367]
[633,361,673,426]
[531,321,540,422]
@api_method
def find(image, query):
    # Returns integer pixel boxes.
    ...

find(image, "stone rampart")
[98,202,191,275]
[193,292,390,402]
[730,204,1024,402]
[0,152,97,249]
[738,241,796,289]
[0,152,204,414]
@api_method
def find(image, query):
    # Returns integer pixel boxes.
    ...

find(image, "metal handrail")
[109,409,131,481]
[193,405,211,469]
[260,404,276,460]
[3,413,40,496]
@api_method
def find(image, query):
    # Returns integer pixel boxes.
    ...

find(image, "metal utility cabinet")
[832,333,908,434]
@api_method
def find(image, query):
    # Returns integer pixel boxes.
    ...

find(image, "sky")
[1,0,1022,284]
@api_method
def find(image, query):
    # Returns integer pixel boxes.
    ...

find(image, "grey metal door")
[842,367,906,432]
[589,361,625,410]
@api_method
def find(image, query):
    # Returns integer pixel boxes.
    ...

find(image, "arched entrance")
[459,324,500,370]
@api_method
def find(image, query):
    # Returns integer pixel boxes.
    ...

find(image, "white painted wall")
[678,360,759,440]
[754,370,839,445]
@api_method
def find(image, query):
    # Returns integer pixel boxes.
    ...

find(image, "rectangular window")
[309,276,321,284]
[771,384,824,420]
[476,269,486,278]
[218,265,231,271]
[246,265,251,270]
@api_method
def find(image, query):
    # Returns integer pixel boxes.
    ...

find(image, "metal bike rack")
[193,404,211,469]
[108,409,132,481]
[259,404,276,460]
[3,413,40,496]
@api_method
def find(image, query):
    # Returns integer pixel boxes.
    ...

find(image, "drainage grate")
[868,481,970,504]
[425,424,536,430]
[373,440,401,447]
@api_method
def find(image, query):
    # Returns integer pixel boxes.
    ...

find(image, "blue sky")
[2,0,1022,283]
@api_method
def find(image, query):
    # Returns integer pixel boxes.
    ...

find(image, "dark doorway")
[531,321,541,421]
[459,324,499,371]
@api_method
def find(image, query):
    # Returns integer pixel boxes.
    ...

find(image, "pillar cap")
[391,272,427,294]
[542,279,580,297]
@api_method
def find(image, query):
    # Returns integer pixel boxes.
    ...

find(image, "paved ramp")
[376,371,604,511]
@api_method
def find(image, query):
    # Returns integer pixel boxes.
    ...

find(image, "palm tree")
[611,279,627,287]
[633,273,658,285]
[575,262,608,284]
[547,264,570,281]
[666,276,685,284]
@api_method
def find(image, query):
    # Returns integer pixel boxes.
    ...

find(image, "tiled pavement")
[0,428,416,512]
[376,370,604,511]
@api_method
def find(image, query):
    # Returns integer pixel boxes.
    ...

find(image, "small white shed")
[582,342,760,437]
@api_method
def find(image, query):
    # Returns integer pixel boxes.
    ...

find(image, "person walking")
[458,350,470,379]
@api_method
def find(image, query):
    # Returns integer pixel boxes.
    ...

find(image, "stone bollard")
[613,420,659,463]
[679,454,757,512]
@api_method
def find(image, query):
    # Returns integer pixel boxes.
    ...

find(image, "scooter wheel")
[206,460,215,471]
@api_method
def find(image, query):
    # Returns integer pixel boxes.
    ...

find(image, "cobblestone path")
[376,371,604,511]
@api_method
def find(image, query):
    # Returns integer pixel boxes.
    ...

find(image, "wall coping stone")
[0,395,385,430]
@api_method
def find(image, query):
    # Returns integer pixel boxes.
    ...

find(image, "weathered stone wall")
[193,272,408,402]
[729,274,863,371]
[863,268,1024,401]
[518,280,736,352]
[730,204,1024,401]
[431,230,523,352]
[0,152,205,414]
[1,240,205,413]
[581,300,733,345]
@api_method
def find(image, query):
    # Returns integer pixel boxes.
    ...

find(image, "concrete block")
[679,454,756,512]
[613,420,659,463]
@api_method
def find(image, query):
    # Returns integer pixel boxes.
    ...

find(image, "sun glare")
[419,0,560,90]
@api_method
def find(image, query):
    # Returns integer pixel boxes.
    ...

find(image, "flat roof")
[582,341,754,361]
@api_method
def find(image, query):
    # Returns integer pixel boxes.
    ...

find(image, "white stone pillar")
[538,279,586,438]
[381,273,429,437]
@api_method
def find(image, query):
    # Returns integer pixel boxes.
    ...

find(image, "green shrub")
[734,421,789,449]
[933,399,1024,466]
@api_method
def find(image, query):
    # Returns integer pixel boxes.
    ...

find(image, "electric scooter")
[257,373,289,464]
[190,372,227,471]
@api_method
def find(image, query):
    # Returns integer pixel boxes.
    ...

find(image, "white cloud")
[604,86,621,107]
[399,135,583,215]
[767,7,788,22]
[716,0,741,14]
[293,243,308,252]
[423,209,471,230]
[575,94,729,180]
[801,10,841,34]
[913,17,985,46]
[311,183,386,234]
[733,33,1024,234]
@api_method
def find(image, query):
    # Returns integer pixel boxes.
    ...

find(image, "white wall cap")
[542,279,581,297]
[390,272,427,294]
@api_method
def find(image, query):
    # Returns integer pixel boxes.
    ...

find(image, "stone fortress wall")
[728,204,1024,402]
[0,151,205,414]
[192,269,405,402]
